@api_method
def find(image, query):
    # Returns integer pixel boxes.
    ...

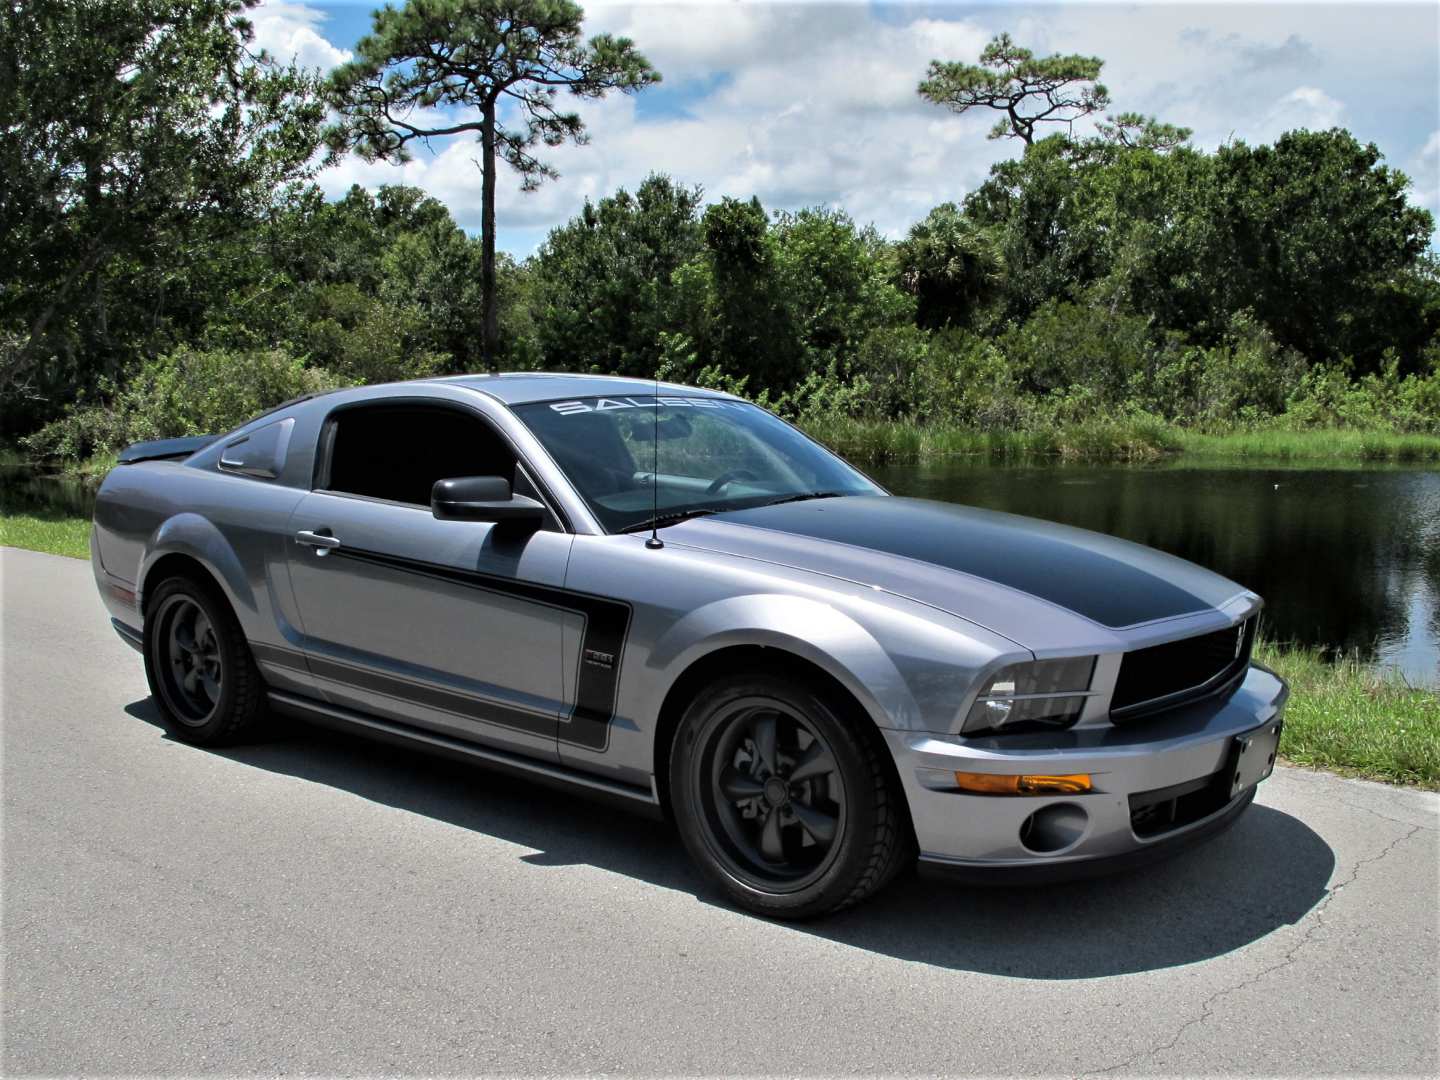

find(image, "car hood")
[664,496,1254,652]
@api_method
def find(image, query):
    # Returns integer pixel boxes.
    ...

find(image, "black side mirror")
[432,476,545,530]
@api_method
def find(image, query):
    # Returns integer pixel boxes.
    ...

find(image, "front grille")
[1110,617,1255,721]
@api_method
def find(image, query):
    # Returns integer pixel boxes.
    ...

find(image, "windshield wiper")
[621,507,721,534]
[759,491,849,508]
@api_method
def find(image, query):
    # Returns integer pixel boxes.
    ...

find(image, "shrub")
[1283,352,1440,434]
[24,346,349,464]
[851,325,930,418]
[916,329,1030,429]
[996,300,1152,409]
[291,283,450,384]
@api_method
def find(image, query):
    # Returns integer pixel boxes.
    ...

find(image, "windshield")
[513,395,882,533]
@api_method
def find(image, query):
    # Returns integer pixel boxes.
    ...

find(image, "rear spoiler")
[116,435,219,464]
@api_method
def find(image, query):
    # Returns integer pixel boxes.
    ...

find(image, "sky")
[248,0,1440,256]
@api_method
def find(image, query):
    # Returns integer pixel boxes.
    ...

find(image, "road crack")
[1084,822,1424,1077]
[1333,795,1438,832]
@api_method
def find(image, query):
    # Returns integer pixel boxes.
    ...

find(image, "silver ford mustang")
[91,373,1287,918]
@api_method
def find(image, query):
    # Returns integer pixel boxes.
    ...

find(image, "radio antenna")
[646,370,664,550]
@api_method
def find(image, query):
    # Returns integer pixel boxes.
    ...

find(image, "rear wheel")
[670,673,913,919]
[143,575,267,746]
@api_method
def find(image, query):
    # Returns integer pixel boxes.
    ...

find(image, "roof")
[427,372,738,406]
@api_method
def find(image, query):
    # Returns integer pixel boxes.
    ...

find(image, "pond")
[872,461,1439,687]
[4,460,1437,685]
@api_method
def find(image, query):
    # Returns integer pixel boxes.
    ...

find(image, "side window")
[320,404,518,507]
[219,417,294,479]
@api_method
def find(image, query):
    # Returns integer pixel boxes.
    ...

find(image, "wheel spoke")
[719,768,764,801]
[752,714,778,776]
[791,802,837,845]
[182,668,200,696]
[788,741,836,783]
[171,621,194,657]
[198,671,221,703]
[758,807,784,861]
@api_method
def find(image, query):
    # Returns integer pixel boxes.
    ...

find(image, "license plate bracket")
[1228,720,1283,798]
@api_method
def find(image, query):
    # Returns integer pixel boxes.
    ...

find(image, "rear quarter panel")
[92,459,313,695]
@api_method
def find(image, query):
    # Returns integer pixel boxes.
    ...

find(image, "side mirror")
[431,476,545,530]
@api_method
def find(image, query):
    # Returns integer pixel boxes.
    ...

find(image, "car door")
[285,396,577,761]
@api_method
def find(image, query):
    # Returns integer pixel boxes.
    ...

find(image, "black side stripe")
[256,548,632,751]
[251,641,309,672]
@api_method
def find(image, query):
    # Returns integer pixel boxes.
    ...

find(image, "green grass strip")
[1,513,92,560]
[1257,640,1439,789]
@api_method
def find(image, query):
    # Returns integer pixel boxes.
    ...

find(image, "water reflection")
[1,467,97,519]
[873,462,1440,686]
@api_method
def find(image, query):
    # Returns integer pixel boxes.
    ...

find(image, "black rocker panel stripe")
[252,642,554,737]
[260,548,631,750]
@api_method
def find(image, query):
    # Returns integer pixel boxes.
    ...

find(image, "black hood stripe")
[711,496,1210,629]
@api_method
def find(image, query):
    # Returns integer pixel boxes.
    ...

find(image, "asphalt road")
[3,545,1437,1077]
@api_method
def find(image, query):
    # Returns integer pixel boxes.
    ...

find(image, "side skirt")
[112,618,144,653]
[266,690,664,821]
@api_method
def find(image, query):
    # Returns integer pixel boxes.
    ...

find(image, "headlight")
[963,656,1097,735]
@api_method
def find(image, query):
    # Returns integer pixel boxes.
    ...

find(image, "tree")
[918,33,1108,146]
[691,197,800,390]
[1208,129,1435,367]
[961,135,1113,318]
[328,0,660,370]
[530,174,704,375]
[895,203,1002,329]
[1096,112,1192,152]
[771,208,914,357]
[0,0,326,425]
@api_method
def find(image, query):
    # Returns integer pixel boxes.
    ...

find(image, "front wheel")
[670,674,914,919]
[143,575,267,746]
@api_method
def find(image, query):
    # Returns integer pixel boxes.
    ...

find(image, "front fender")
[140,513,257,623]
[646,593,923,732]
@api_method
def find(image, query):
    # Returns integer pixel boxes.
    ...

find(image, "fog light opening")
[1019,803,1089,854]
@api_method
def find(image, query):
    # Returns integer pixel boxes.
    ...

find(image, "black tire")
[669,673,915,919]
[143,574,268,746]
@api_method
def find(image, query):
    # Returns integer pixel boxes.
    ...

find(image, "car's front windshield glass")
[513,395,882,534]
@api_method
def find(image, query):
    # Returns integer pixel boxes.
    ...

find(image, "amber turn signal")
[953,772,1093,796]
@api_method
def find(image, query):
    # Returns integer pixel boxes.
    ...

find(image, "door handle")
[295,529,341,555]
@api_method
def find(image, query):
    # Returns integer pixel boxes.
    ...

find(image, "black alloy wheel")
[671,673,914,919]
[143,575,267,746]
[153,594,224,725]
[699,698,847,890]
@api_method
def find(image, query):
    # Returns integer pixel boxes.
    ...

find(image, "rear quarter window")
[218,417,294,480]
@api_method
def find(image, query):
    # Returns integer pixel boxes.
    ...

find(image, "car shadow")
[124,698,1336,980]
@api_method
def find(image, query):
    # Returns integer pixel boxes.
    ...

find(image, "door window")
[319,404,518,507]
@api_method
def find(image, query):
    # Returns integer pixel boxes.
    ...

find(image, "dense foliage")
[1,0,327,435]
[5,9,1437,465]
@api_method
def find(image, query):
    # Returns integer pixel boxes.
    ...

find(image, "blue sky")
[250,1,1440,256]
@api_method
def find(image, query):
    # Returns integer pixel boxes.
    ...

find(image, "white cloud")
[298,1,1438,252]
[1410,130,1440,216]
[315,6,1004,243]
[249,1,352,72]
[1258,86,1346,137]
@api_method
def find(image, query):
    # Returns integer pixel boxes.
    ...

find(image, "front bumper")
[885,663,1288,878]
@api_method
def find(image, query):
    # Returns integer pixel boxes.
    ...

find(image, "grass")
[799,414,1183,464]
[1257,640,1440,789]
[798,417,1440,465]
[1177,428,1440,462]
[0,512,92,560]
